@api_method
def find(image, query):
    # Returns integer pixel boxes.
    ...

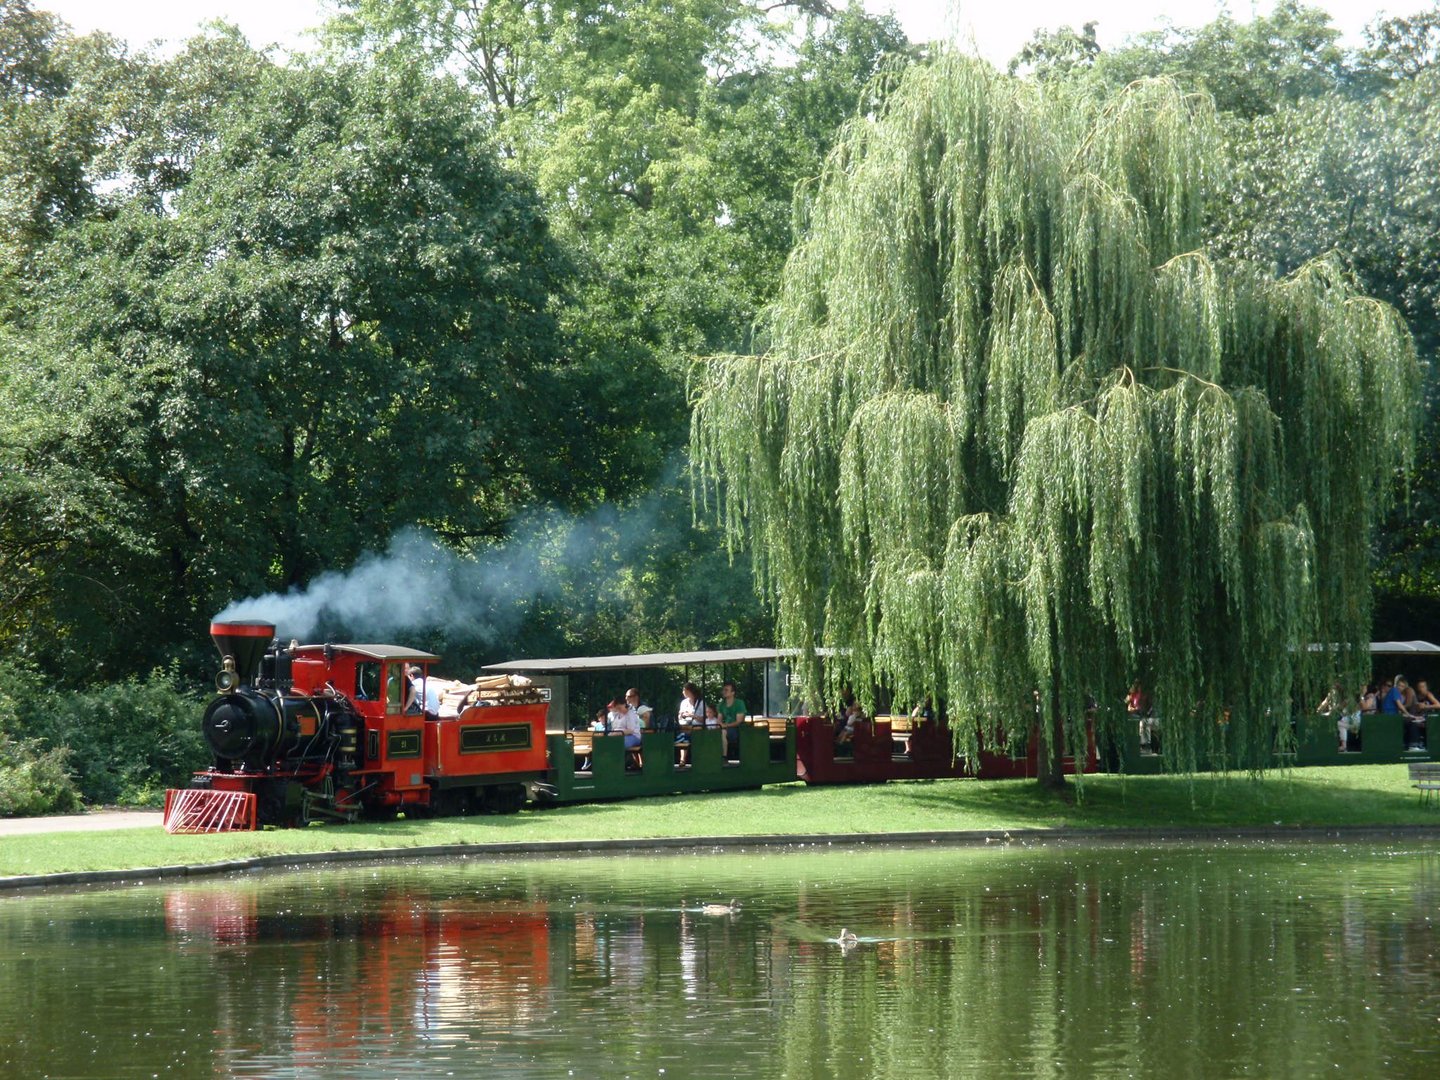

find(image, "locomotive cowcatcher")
[165,620,549,830]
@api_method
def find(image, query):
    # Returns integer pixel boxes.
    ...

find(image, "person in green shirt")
[719,681,747,759]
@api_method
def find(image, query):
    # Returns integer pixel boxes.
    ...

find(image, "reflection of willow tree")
[773,850,1440,1076]
[691,56,1420,782]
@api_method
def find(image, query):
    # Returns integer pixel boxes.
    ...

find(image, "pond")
[2,841,1437,1077]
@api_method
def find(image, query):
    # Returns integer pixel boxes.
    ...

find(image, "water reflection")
[1,843,1437,1077]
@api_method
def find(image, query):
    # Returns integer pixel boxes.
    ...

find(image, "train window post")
[386,664,403,715]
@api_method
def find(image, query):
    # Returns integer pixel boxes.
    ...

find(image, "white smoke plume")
[213,493,670,645]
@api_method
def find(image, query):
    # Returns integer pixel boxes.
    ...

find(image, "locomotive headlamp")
[216,656,240,693]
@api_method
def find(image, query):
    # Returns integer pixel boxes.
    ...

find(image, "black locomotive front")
[203,621,353,774]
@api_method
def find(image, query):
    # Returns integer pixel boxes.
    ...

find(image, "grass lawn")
[2,764,1435,879]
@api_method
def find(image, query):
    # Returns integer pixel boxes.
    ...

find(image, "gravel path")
[0,810,162,836]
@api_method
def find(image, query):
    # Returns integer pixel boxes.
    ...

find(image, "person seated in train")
[606,696,629,727]
[1415,680,1440,712]
[1359,683,1378,714]
[1128,681,1159,751]
[625,688,652,729]
[718,681,747,758]
[1317,682,1360,752]
[590,708,609,733]
[834,702,867,748]
[674,682,702,765]
[911,697,934,724]
[678,682,704,729]
[404,665,424,715]
[1400,676,1420,715]
[609,698,645,766]
[1394,675,1428,749]
[1379,677,1402,713]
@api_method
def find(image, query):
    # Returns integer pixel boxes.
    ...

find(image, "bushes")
[0,661,80,815]
[0,734,81,816]
[0,660,208,811]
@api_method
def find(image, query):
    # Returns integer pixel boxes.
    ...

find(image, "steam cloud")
[213,493,670,645]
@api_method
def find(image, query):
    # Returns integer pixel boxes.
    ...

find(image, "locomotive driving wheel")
[431,788,470,818]
[256,779,304,828]
[481,783,527,815]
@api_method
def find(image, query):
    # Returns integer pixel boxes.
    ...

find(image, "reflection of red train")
[169,621,548,828]
[163,884,551,1061]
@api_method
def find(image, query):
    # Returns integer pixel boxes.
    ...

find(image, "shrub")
[0,661,208,807]
[0,734,81,816]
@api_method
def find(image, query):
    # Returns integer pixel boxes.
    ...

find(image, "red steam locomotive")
[166,620,548,830]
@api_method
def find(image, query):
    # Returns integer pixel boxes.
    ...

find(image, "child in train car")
[834,702,866,751]
[703,699,722,741]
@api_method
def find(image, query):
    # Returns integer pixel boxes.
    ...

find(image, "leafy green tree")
[1,43,581,676]
[328,0,911,392]
[1358,3,1440,81]
[0,1,103,305]
[1008,21,1099,80]
[691,57,1419,784]
[324,1,912,663]
[1096,1,1351,117]
[1216,69,1440,636]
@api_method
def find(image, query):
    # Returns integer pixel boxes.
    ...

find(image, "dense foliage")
[692,57,1420,780]
[1,0,1436,807]
[0,1,908,808]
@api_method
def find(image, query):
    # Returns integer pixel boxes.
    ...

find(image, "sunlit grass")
[1,765,1432,879]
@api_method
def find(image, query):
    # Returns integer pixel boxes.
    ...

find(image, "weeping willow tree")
[690,56,1420,784]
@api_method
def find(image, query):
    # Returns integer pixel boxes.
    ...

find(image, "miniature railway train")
[163,622,1440,833]
[164,621,801,832]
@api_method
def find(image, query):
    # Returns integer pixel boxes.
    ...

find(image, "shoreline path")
[0,810,162,836]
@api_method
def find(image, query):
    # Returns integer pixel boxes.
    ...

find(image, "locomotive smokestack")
[210,620,275,686]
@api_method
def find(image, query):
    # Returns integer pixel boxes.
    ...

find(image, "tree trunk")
[1037,615,1067,790]
[1035,675,1068,790]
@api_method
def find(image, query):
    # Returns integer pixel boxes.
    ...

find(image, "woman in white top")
[678,683,704,728]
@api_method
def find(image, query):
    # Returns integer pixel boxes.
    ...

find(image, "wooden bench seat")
[1408,760,1440,806]
[877,714,914,758]
[569,731,594,771]
[567,730,644,772]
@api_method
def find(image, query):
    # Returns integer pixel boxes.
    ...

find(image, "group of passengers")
[591,682,749,766]
[1318,675,1436,752]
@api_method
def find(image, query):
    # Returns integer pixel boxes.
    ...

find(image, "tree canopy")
[1,44,580,675]
[691,55,1420,778]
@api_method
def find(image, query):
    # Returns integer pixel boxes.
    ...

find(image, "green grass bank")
[3,765,1436,879]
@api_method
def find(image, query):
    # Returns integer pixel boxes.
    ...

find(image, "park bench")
[1408,760,1440,806]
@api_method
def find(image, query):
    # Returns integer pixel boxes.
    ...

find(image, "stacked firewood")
[438,673,544,714]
